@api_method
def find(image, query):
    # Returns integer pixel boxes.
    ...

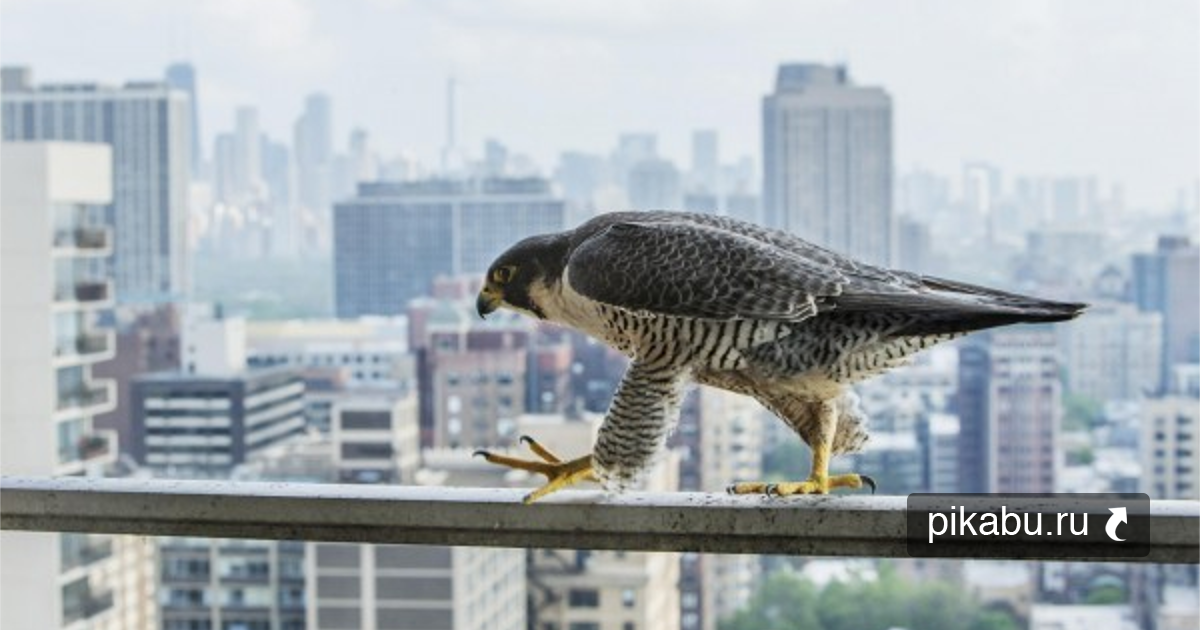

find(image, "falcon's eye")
[492,265,517,284]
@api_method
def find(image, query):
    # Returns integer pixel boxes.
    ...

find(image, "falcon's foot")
[727,473,876,496]
[474,435,597,504]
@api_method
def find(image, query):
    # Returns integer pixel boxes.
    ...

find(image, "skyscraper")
[690,129,719,195]
[293,92,334,240]
[955,329,1061,493]
[233,106,263,199]
[333,178,566,317]
[1131,236,1200,390]
[165,61,201,176]
[762,63,892,265]
[1,141,155,630]
[2,67,192,303]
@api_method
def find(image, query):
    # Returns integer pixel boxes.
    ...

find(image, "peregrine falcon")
[474,211,1085,502]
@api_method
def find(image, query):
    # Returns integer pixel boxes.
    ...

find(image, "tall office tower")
[955,329,1061,493]
[1,142,156,630]
[334,178,565,317]
[1132,236,1200,390]
[2,67,192,302]
[762,63,892,265]
[212,132,238,203]
[261,136,298,256]
[233,106,263,199]
[954,338,992,494]
[1059,303,1163,401]
[628,157,682,209]
[293,92,334,245]
[690,129,720,194]
[165,61,201,176]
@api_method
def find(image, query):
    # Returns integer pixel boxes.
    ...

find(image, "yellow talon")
[726,442,876,496]
[475,435,596,503]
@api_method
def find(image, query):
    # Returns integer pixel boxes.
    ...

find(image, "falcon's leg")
[728,399,876,496]
[479,360,687,501]
[475,435,598,504]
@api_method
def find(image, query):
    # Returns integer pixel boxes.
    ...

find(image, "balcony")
[53,280,112,308]
[53,331,113,364]
[2,476,1197,564]
[76,430,115,462]
[55,381,114,416]
[53,227,110,254]
[61,534,114,572]
[61,586,114,625]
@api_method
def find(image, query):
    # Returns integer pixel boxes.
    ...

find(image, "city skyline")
[3,0,1197,209]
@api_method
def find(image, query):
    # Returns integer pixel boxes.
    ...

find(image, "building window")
[568,588,599,608]
[622,588,636,608]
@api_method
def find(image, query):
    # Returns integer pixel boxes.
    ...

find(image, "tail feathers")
[834,274,1087,338]
[897,297,1086,337]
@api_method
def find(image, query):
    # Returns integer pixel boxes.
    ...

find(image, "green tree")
[722,562,1023,630]
[1085,584,1127,604]
[969,610,1021,630]
[763,440,811,481]
[719,572,821,630]
[1063,392,1103,432]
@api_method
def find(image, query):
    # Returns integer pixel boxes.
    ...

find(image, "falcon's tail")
[841,276,1087,338]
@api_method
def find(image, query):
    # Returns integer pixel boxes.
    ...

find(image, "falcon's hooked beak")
[477,283,502,319]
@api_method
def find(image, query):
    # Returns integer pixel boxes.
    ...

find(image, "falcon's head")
[477,233,570,321]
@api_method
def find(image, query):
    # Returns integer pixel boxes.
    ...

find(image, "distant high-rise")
[1059,302,1163,401]
[1132,236,1200,390]
[333,178,566,317]
[955,329,1061,493]
[293,92,334,222]
[628,157,682,209]
[762,63,892,265]
[2,67,192,302]
[233,106,262,198]
[165,62,201,176]
[690,129,719,194]
[1142,394,1199,500]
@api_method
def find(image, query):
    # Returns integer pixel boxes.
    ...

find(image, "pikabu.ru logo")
[906,493,1149,559]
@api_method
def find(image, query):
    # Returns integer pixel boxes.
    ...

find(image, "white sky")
[2,0,1197,208]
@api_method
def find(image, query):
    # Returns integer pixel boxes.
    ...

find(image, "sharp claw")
[519,435,534,446]
[765,484,778,496]
[725,484,736,494]
[861,475,877,494]
[473,450,489,458]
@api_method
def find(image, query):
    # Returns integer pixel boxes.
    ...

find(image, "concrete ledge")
[2,476,1196,563]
